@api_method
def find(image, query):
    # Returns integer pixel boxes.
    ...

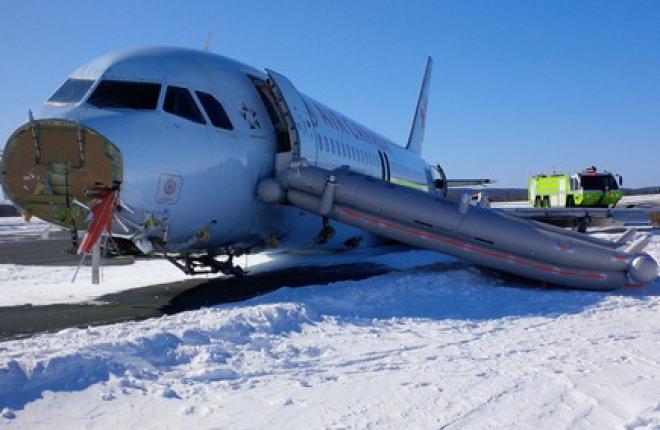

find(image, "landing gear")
[315,216,335,244]
[343,236,362,250]
[164,253,247,277]
[576,216,590,233]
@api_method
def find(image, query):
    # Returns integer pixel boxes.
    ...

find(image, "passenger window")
[195,91,233,130]
[164,86,205,124]
[88,80,161,109]
[49,79,94,104]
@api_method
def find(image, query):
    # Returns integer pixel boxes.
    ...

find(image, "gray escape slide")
[258,165,658,290]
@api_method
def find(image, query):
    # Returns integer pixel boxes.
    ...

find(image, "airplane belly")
[259,204,382,251]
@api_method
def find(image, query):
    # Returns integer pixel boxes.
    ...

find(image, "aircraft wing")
[432,164,495,191]
[445,179,495,187]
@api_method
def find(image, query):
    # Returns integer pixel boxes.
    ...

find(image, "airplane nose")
[0,119,123,229]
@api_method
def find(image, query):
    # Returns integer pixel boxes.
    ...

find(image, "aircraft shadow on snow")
[160,262,395,314]
[161,260,660,322]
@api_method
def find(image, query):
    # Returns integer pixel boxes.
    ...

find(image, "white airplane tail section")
[406,57,433,156]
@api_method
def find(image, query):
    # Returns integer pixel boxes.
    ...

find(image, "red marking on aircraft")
[341,208,607,282]
[78,190,118,255]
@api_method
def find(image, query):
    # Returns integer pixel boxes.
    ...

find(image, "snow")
[0,242,448,307]
[0,216,52,237]
[0,215,212,305]
[490,193,660,208]
[0,215,454,307]
[0,258,243,307]
[0,200,659,428]
[0,243,658,428]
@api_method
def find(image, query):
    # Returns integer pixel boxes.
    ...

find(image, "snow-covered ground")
[0,236,658,429]
[490,193,660,208]
[0,231,446,307]
[0,199,659,428]
[0,216,52,237]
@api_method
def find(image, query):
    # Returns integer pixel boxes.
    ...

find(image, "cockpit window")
[88,80,161,110]
[163,86,206,124]
[48,79,95,104]
[195,91,233,130]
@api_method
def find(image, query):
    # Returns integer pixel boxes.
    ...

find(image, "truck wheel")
[566,196,574,207]
[543,197,550,208]
[534,197,541,208]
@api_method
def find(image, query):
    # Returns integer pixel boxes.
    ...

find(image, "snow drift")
[0,235,658,428]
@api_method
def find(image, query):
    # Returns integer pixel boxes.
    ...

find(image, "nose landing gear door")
[266,69,317,168]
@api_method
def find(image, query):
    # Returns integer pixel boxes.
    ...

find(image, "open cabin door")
[266,69,317,171]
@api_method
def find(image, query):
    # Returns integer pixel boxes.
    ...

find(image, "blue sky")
[1,0,658,187]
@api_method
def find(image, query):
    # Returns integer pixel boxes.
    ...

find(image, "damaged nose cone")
[628,254,659,284]
[0,119,122,229]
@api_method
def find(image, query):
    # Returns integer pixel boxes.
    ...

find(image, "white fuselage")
[32,47,433,254]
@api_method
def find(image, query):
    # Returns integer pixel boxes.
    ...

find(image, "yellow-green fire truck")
[529,167,623,208]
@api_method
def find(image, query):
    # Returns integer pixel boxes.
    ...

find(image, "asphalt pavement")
[0,228,392,340]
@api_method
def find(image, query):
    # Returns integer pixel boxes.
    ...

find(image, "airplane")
[1,47,656,289]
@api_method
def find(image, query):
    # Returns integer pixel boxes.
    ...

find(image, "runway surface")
[0,231,393,340]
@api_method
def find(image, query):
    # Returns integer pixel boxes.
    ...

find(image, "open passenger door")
[266,69,317,168]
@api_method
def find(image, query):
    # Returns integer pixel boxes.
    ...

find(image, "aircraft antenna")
[203,32,213,52]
